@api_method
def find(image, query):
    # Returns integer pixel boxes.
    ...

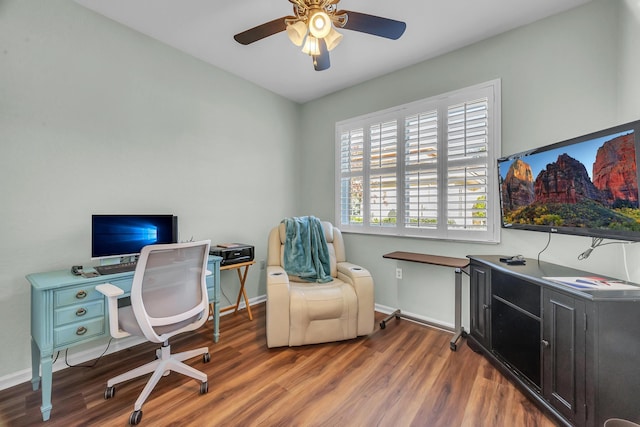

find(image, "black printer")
[209,243,254,266]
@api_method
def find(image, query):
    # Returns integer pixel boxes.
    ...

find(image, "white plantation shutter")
[404,111,438,229]
[370,121,398,226]
[446,98,489,231]
[447,164,488,230]
[336,80,500,242]
[370,172,397,226]
[370,121,397,169]
[339,129,364,225]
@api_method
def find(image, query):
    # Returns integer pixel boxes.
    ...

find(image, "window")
[335,80,501,243]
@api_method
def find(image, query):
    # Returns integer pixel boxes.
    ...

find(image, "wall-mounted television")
[91,214,178,260]
[498,119,640,241]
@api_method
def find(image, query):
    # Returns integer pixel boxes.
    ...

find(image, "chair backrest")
[267,220,346,280]
[130,240,211,343]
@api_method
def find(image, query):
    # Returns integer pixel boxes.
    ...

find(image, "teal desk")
[26,256,221,422]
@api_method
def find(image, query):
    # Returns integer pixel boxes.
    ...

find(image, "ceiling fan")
[233,0,407,71]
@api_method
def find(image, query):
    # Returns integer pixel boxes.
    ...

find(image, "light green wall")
[1,0,638,386]
[299,0,639,325]
[620,0,640,119]
[0,0,299,379]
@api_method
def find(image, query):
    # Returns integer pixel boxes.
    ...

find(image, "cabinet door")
[470,264,491,349]
[542,289,586,425]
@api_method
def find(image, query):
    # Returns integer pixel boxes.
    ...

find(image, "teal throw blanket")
[282,216,333,283]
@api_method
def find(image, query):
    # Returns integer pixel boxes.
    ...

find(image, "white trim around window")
[335,79,501,243]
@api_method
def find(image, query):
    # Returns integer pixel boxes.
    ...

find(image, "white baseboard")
[0,295,267,391]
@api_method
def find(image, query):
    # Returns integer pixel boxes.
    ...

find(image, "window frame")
[334,79,501,243]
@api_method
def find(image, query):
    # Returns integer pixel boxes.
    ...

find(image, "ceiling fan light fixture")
[301,35,320,56]
[308,11,331,39]
[234,0,407,71]
[286,20,308,46]
[324,27,343,51]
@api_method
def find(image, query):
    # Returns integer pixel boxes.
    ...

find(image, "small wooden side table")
[212,260,255,321]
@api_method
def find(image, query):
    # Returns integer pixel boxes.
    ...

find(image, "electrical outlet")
[260,260,266,270]
[396,267,402,279]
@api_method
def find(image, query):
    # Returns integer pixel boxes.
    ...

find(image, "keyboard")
[95,261,137,275]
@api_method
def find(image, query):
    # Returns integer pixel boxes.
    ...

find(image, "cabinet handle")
[76,326,88,336]
[483,304,489,310]
[75,290,87,299]
[76,308,87,317]
[541,339,550,348]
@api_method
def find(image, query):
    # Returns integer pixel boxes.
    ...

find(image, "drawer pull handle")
[483,304,489,310]
[541,339,550,348]
[75,290,87,299]
[76,326,88,336]
[76,308,87,317]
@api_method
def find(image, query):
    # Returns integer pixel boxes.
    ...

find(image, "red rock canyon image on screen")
[498,125,640,237]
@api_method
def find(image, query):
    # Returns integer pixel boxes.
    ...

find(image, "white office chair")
[96,240,212,425]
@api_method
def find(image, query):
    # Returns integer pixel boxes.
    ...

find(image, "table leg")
[208,276,220,343]
[30,338,40,391]
[211,301,220,343]
[234,266,253,320]
[380,309,401,329]
[449,267,467,351]
[39,352,53,421]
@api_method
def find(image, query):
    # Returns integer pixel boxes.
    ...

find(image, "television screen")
[498,120,640,241]
[91,214,178,259]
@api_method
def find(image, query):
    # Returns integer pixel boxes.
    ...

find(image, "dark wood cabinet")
[469,264,491,348]
[542,289,586,426]
[467,255,640,427]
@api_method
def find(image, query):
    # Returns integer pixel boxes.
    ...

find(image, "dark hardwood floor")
[1,303,558,426]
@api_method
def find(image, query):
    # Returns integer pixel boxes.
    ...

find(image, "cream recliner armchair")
[266,220,374,347]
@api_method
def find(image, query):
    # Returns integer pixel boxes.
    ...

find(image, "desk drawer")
[54,317,105,348]
[54,278,131,308]
[54,300,104,326]
[55,285,102,307]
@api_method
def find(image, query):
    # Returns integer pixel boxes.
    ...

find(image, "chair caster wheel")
[200,381,209,395]
[129,410,142,425]
[380,321,386,329]
[203,352,211,363]
[104,386,115,399]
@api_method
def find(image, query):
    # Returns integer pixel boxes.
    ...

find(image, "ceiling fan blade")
[340,10,406,40]
[313,38,330,71]
[234,17,288,45]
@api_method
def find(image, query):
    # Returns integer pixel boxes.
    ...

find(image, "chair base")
[105,342,209,412]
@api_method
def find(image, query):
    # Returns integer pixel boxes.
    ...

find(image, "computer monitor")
[91,214,178,260]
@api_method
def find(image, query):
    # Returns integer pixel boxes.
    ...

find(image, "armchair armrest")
[337,262,375,336]
[266,266,290,285]
[95,283,130,339]
[266,266,291,348]
[337,262,372,282]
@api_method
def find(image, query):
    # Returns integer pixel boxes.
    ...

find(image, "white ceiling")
[74,0,592,104]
